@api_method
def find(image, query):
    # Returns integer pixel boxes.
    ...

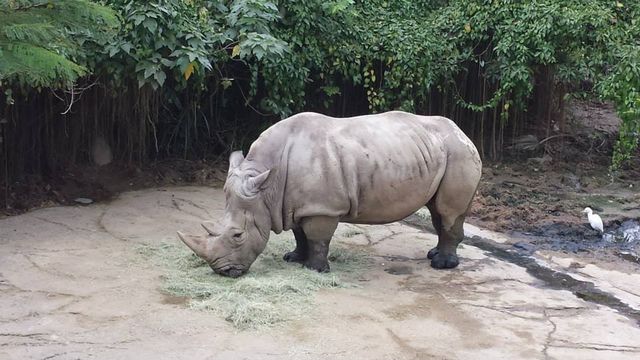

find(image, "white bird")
[582,207,604,233]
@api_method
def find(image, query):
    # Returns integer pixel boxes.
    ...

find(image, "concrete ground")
[1,187,639,359]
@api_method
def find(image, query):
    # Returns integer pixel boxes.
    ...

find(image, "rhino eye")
[232,232,243,239]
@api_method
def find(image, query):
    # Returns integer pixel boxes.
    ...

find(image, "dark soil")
[1,159,226,217]
[467,99,640,267]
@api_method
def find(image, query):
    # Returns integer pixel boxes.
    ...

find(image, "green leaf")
[121,43,133,54]
[143,65,155,79]
[143,18,158,33]
[160,58,174,67]
[154,70,166,86]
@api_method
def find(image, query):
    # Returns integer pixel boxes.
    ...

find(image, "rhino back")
[254,111,457,227]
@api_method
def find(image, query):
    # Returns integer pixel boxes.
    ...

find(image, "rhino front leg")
[300,216,339,273]
[283,228,309,264]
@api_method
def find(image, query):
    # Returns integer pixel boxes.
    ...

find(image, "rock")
[560,173,581,190]
[526,154,552,167]
[619,220,640,242]
[92,136,113,166]
[512,241,536,253]
[512,134,539,151]
[617,251,640,264]
[74,197,93,205]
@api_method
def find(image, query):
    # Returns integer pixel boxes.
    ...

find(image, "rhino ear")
[244,169,272,196]
[229,151,244,172]
[201,221,221,236]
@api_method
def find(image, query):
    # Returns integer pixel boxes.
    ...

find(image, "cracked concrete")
[1,186,639,359]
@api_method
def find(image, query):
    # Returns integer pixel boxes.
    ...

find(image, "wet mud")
[517,218,640,264]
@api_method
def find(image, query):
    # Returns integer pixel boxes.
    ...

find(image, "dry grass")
[415,208,431,221]
[341,229,364,238]
[138,232,369,329]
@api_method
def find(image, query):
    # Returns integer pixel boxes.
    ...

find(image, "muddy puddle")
[517,218,640,264]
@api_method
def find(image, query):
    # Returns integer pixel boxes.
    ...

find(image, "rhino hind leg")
[425,161,480,269]
[427,210,465,269]
[425,205,463,268]
[283,228,309,264]
[299,216,339,273]
[426,205,443,260]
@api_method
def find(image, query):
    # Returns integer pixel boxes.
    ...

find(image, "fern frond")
[0,1,49,11]
[0,42,86,88]
[2,22,57,44]
[0,0,118,89]
[1,1,119,32]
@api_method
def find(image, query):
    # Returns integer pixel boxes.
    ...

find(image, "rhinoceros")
[177,111,482,277]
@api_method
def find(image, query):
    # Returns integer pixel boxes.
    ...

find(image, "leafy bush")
[597,3,640,170]
[1,0,638,181]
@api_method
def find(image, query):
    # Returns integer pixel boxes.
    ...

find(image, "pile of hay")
[139,232,368,329]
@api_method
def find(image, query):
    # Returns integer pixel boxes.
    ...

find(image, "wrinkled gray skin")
[178,111,482,277]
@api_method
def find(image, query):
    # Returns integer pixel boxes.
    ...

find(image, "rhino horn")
[177,231,211,261]
[201,221,219,236]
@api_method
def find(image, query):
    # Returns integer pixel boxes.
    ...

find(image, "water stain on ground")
[402,215,640,326]
[384,264,414,275]
[160,292,189,305]
[466,235,640,326]
[384,293,497,350]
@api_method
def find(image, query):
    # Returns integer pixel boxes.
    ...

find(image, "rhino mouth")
[214,264,246,278]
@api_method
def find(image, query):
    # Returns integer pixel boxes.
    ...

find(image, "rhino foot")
[303,259,330,273]
[430,253,459,269]
[427,247,439,259]
[283,251,306,264]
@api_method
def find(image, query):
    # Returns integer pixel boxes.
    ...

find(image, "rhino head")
[177,151,273,278]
